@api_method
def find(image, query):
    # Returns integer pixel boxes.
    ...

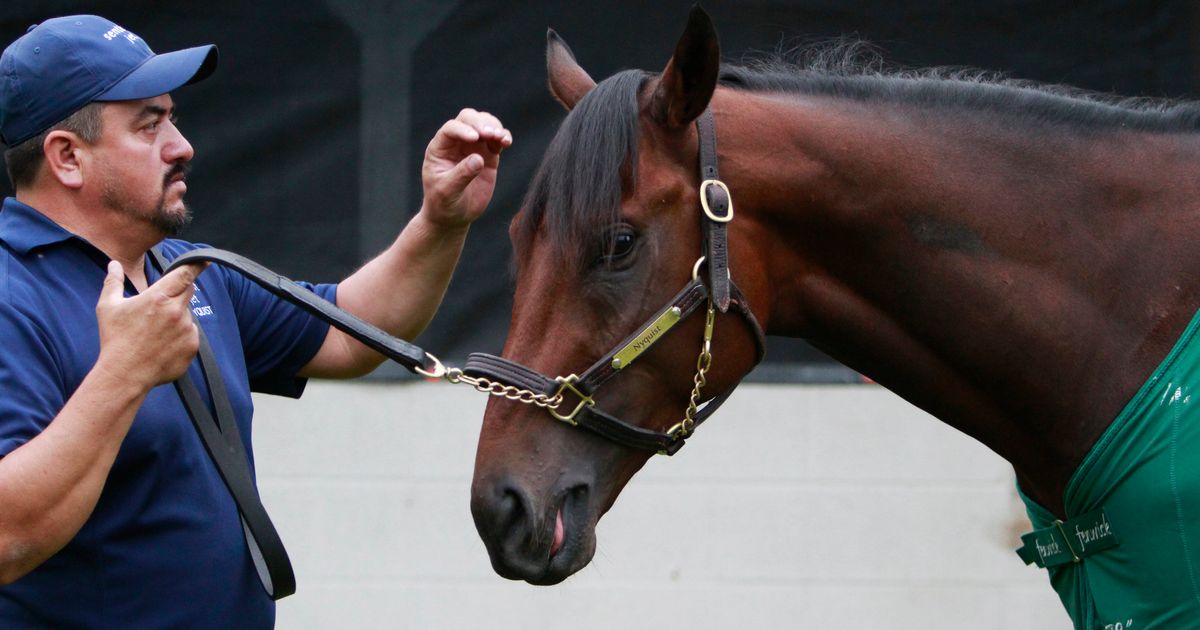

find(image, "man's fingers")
[432,114,512,156]
[485,137,509,155]
[98,261,125,304]
[433,119,480,149]
[464,115,511,150]
[456,108,503,133]
[446,154,486,189]
[155,262,207,300]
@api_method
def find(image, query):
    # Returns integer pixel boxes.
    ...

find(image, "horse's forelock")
[515,70,649,271]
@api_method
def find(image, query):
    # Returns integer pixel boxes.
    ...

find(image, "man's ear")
[42,131,85,189]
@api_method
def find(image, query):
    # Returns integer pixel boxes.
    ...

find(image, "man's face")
[90,94,195,236]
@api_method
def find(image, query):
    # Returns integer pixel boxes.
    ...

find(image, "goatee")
[155,163,193,237]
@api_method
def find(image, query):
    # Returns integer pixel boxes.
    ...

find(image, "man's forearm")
[0,364,147,585]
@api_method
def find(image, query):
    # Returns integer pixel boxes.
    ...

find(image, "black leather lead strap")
[164,248,435,375]
[149,247,296,600]
[182,328,296,600]
[696,108,731,312]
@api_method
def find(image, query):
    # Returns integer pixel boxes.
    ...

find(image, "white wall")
[252,381,1070,629]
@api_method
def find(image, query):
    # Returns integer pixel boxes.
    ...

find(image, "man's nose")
[162,120,194,163]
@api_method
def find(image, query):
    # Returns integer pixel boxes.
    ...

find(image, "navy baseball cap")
[0,15,218,146]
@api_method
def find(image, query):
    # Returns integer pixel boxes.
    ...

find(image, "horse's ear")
[649,6,720,129]
[547,28,596,111]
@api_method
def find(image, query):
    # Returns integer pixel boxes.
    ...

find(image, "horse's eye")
[611,231,636,258]
[600,227,638,266]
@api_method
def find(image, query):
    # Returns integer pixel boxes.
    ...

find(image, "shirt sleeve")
[217,263,337,398]
[0,303,67,457]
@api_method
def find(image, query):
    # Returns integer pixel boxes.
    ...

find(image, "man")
[0,15,511,627]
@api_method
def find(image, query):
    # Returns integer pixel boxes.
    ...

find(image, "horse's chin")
[486,523,596,585]
[473,478,599,584]
[519,531,596,585]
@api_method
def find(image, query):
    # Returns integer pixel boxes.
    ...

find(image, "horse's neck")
[719,90,1200,513]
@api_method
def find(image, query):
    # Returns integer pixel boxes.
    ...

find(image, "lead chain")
[671,299,717,439]
[443,367,564,410]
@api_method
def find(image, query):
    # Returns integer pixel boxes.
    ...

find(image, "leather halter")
[458,108,767,455]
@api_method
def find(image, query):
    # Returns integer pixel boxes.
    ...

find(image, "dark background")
[3,1,1198,381]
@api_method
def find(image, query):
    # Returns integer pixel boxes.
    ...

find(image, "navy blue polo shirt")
[0,198,335,628]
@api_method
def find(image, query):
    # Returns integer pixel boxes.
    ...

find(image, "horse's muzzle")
[470,475,595,585]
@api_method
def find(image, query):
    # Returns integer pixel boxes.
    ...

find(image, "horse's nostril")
[497,484,529,531]
[471,477,537,543]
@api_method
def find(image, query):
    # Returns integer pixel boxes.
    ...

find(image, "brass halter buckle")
[699,179,734,223]
[547,374,594,425]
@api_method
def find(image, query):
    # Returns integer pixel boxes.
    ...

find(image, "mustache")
[164,162,191,186]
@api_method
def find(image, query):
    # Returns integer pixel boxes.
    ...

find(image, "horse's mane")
[515,41,1200,267]
[728,39,1200,133]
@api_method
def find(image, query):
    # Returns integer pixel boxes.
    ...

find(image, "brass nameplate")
[611,307,682,370]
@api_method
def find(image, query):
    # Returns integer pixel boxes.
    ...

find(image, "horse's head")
[470,8,767,584]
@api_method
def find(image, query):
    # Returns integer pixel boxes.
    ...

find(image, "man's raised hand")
[419,108,513,229]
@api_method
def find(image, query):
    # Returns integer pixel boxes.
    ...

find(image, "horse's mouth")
[550,508,565,557]
[531,487,592,584]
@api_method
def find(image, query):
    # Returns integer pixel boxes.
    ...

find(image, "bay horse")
[466,8,1200,626]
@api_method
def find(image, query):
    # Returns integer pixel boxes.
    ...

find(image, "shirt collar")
[0,197,87,255]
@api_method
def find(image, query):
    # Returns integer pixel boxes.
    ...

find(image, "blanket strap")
[1016,507,1120,569]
